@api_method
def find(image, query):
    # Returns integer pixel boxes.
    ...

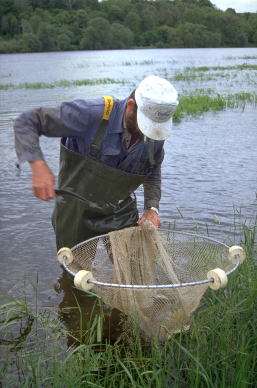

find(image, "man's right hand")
[29,160,56,201]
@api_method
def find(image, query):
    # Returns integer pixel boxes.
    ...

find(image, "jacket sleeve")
[13,100,102,163]
[143,143,164,210]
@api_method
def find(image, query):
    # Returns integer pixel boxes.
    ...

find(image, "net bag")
[57,221,246,340]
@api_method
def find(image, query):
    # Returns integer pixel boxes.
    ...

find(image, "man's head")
[126,76,179,141]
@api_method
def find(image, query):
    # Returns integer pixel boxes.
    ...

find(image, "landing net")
[58,221,245,340]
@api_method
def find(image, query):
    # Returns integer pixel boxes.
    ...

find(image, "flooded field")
[0,48,256,347]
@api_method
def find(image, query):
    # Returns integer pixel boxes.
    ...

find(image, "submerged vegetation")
[174,90,256,120]
[0,77,123,90]
[0,209,256,387]
[1,63,256,121]
[174,65,257,85]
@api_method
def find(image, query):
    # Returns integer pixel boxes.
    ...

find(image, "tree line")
[0,0,256,53]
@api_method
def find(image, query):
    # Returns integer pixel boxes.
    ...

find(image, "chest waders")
[52,97,155,250]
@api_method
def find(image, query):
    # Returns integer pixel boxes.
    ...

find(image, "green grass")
[0,78,126,90]
[3,81,253,120]
[1,210,256,387]
[1,66,256,122]
[174,93,226,120]
[174,65,257,83]
[172,90,256,121]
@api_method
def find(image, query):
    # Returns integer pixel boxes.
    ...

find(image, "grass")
[173,90,256,121]
[174,92,226,120]
[1,66,256,123]
[2,82,254,122]
[0,209,256,387]
[0,78,126,90]
[173,65,257,84]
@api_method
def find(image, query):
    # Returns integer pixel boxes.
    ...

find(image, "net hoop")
[60,230,242,289]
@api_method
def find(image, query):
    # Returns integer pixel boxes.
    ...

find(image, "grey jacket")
[14,97,164,210]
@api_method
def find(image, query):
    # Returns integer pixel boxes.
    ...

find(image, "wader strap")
[137,138,155,175]
[89,96,114,161]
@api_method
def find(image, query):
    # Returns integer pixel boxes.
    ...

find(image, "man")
[14,75,179,249]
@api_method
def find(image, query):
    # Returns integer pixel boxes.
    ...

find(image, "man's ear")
[126,98,136,111]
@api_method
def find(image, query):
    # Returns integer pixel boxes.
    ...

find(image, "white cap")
[135,75,179,140]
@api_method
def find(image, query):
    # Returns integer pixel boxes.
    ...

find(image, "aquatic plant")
[174,65,257,84]
[0,212,256,387]
[0,78,125,90]
[1,78,255,122]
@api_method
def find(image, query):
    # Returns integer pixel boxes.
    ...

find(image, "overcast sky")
[212,0,257,13]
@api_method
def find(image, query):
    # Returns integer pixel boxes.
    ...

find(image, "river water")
[0,48,256,342]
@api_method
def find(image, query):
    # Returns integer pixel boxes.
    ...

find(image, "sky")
[212,0,257,13]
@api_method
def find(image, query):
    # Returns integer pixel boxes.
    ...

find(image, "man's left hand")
[138,209,161,228]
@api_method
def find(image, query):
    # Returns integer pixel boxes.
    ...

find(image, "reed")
[1,209,256,387]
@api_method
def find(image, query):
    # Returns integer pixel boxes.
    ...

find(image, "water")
[0,48,256,342]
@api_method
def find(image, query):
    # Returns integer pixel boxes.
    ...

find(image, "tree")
[80,17,112,50]
[198,0,213,7]
[76,9,89,28]
[29,14,42,33]
[1,13,19,36]
[80,25,97,49]
[222,11,240,45]
[1,0,19,17]
[156,3,179,27]
[141,7,158,32]
[14,0,31,13]
[110,22,133,49]
[108,6,123,23]
[177,22,196,47]
[248,14,257,44]
[57,32,71,50]
[232,31,248,47]
[155,25,171,46]
[201,8,223,32]
[37,21,57,50]
[141,30,159,47]
[0,0,254,52]
[208,31,221,47]
[21,18,32,33]
[177,22,211,47]
[22,32,42,51]
[124,11,141,34]
[167,27,181,48]
[34,8,52,23]
[53,10,71,26]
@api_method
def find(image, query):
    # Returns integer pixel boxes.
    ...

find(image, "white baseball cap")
[135,75,179,140]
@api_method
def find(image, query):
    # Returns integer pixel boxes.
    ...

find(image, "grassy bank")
[0,210,256,387]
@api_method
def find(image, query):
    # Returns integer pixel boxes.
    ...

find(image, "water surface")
[0,48,256,341]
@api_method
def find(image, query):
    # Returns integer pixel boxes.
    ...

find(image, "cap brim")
[137,109,173,141]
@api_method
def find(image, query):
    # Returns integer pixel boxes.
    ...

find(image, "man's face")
[125,100,144,140]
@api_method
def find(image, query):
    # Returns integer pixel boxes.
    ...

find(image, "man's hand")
[29,160,56,201]
[138,208,161,228]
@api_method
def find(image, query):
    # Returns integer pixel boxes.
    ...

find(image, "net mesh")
[67,221,234,339]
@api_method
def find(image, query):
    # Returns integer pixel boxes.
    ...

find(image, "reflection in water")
[54,269,122,347]
[0,315,34,347]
